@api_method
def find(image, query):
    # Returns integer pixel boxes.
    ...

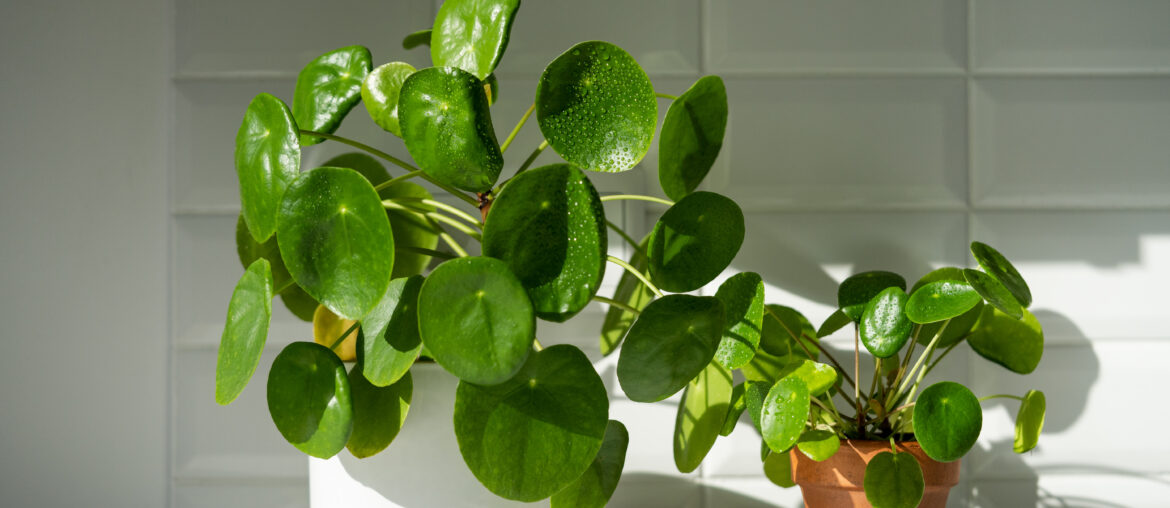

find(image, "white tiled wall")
[171,1,1170,506]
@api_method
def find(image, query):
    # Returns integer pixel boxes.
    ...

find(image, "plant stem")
[854,326,864,434]
[500,103,535,153]
[810,397,849,430]
[593,295,641,315]
[373,169,425,192]
[300,129,480,207]
[273,280,295,295]
[606,255,663,297]
[655,92,678,100]
[869,357,882,404]
[384,201,482,240]
[897,319,950,399]
[599,194,674,207]
[805,337,857,392]
[329,322,359,351]
[390,197,483,226]
[922,338,965,379]
[428,219,470,258]
[978,394,1024,403]
[398,245,456,260]
[605,220,644,255]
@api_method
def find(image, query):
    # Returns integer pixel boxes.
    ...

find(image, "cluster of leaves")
[710,242,1047,508]
[215,0,747,505]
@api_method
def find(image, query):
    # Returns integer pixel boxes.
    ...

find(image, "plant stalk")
[500,103,535,153]
[373,169,425,192]
[655,92,679,100]
[599,194,674,207]
[606,256,663,297]
[329,322,359,351]
[593,295,641,315]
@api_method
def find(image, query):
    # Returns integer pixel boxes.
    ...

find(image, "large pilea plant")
[215,2,1046,506]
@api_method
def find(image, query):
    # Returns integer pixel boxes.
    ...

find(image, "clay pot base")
[791,440,960,508]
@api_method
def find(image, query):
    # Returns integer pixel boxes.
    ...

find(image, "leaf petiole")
[606,255,663,297]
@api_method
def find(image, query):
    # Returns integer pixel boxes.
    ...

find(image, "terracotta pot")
[790,439,960,508]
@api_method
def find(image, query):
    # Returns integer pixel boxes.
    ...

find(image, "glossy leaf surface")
[764,451,795,488]
[600,236,653,355]
[235,93,300,243]
[617,295,724,402]
[647,191,744,293]
[968,306,1044,374]
[744,380,772,433]
[293,46,371,145]
[312,304,357,362]
[913,381,982,462]
[483,164,606,322]
[402,29,431,49]
[905,280,981,325]
[277,166,394,320]
[455,345,608,501]
[235,215,317,321]
[360,276,424,386]
[537,41,656,173]
[762,376,810,452]
[431,0,520,79]
[915,301,983,348]
[860,287,913,358]
[713,272,764,369]
[838,271,906,322]
[551,420,629,508]
[864,451,924,508]
[215,259,273,405]
[267,342,353,458]
[720,382,747,436]
[674,362,733,473]
[782,359,837,397]
[964,268,1023,319]
[909,267,965,295]
[817,309,851,338]
[795,430,840,462]
[658,75,727,201]
[760,305,816,359]
[399,67,503,192]
[971,241,1032,308]
[346,366,411,458]
[418,257,534,385]
[1014,389,1046,453]
[361,62,416,136]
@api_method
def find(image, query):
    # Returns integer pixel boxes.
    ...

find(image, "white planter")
[308,363,534,508]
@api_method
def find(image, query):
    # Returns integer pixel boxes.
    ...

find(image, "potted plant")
[729,242,1048,507]
[215,1,1047,506]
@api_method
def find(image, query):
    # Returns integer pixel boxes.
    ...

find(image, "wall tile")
[486,0,700,78]
[971,212,1170,341]
[707,0,966,73]
[700,477,803,507]
[176,0,433,74]
[175,484,308,508]
[715,78,968,210]
[972,78,1170,207]
[972,0,1170,71]
[969,473,1170,508]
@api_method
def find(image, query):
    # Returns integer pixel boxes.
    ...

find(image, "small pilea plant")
[215,1,1046,506]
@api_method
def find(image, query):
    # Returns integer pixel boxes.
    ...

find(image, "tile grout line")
[166,0,179,505]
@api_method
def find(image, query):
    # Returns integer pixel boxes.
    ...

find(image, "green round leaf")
[964,268,1023,319]
[971,241,1032,308]
[277,166,395,320]
[720,382,747,436]
[817,309,852,338]
[417,256,534,385]
[761,376,810,452]
[616,295,725,402]
[913,381,982,462]
[1014,389,1046,453]
[713,272,764,369]
[346,366,411,458]
[293,46,372,145]
[744,380,773,433]
[431,0,520,80]
[399,66,503,192]
[537,41,657,173]
[864,451,925,508]
[267,342,353,458]
[905,280,981,325]
[551,420,629,508]
[321,153,389,186]
[968,306,1044,374]
[760,305,816,358]
[483,164,607,322]
[909,266,965,295]
[795,430,840,462]
[674,361,733,473]
[763,451,795,488]
[838,271,906,322]
[360,276,424,386]
[455,345,608,501]
[659,76,728,200]
[915,301,983,347]
[402,29,431,50]
[741,349,791,385]
[361,62,416,137]
[860,287,913,358]
[235,93,300,243]
[600,236,653,355]
[784,359,838,397]
[236,214,317,321]
[647,191,744,293]
[216,259,274,405]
